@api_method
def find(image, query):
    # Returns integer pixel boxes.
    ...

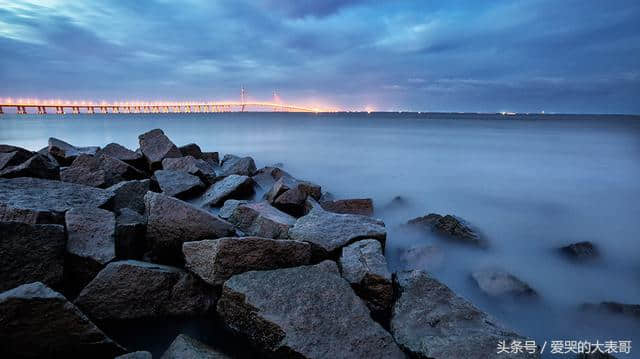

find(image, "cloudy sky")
[1,0,638,113]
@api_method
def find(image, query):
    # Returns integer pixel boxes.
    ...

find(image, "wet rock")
[145,191,235,263]
[408,213,484,246]
[61,154,146,188]
[391,270,538,359]
[339,239,393,319]
[0,177,114,224]
[217,261,404,358]
[178,143,218,166]
[560,241,599,261]
[198,174,255,207]
[227,201,295,239]
[0,153,59,180]
[289,208,386,259]
[471,268,537,298]
[161,334,230,359]
[218,154,256,177]
[154,170,205,199]
[398,245,444,271]
[320,198,374,216]
[75,260,215,321]
[218,199,248,220]
[183,237,311,286]
[107,179,152,214]
[48,137,100,166]
[138,129,182,171]
[116,351,152,359]
[266,175,322,217]
[0,282,125,358]
[98,143,146,169]
[0,222,66,292]
[580,302,640,320]
[115,208,147,259]
[0,144,33,170]
[162,156,216,184]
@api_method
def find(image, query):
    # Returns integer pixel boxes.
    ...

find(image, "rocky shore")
[0,129,630,358]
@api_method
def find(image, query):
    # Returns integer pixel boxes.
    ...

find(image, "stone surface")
[115,208,147,259]
[0,145,33,170]
[339,239,393,317]
[178,143,221,166]
[560,241,599,260]
[321,198,374,216]
[145,191,235,263]
[217,261,405,358]
[61,154,146,188]
[138,129,182,170]
[0,282,124,358]
[48,137,100,166]
[75,260,215,321]
[408,213,484,246]
[107,179,152,214]
[0,222,66,292]
[266,175,322,216]
[471,268,538,298]
[218,154,256,177]
[251,166,290,190]
[227,201,295,239]
[161,334,230,359]
[183,237,311,286]
[116,351,153,359]
[218,199,248,220]
[391,270,538,359]
[288,208,387,258]
[198,174,254,207]
[0,153,59,180]
[162,155,216,184]
[154,169,205,199]
[98,143,145,168]
[0,177,114,224]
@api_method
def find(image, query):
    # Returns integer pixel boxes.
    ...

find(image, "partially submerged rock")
[161,334,230,359]
[107,179,151,214]
[217,261,405,358]
[471,268,537,298]
[162,156,216,184]
[154,169,205,199]
[138,129,182,171]
[61,154,146,188]
[218,154,256,177]
[560,241,599,261]
[0,282,124,358]
[198,174,254,207]
[227,201,295,239]
[48,137,100,166]
[408,213,484,246]
[75,260,215,321]
[320,198,374,216]
[391,270,538,359]
[0,153,59,180]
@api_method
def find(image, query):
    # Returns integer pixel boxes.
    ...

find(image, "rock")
[289,208,386,259]
[115,208,147,259]
[116,351,153,359]
[183,237,311,286]
[179,143,220,166]
[107,179,152,214]
[560,241,599,260]
[251,166,290,189]
[218,154,256,177]
[162,156,216,184]
[471,268,537,298]
[0,222,66,292]
[218,199,248,220]
[161,334,230,359]
[0,144,33,170]
[75,260,215,321]
[198,175,255,207]
[145,192,235,263]
[227,201,295,239]
[408,213,484,246]
[217,261,405,358]
[266,175,322,217]
[138,129,182,171]
[580,302,640,320]
[154,170,205,199]
[61,154,146,188]
[98,142,145,168]
[320,198,374,216]
[339,239,393,318]
[0,282,124,358]
[48,137,100,166]
[0,153,59,180]
[398,245,444,271]
[391,270,538,359]
[202,152,220,166]
[0,177,114,224]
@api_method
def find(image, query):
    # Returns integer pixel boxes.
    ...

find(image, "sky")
[0,0,639,114]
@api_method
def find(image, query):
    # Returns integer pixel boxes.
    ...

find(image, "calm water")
[2,112,639,356]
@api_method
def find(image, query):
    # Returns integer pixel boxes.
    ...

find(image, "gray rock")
[115,208,147,259]
[75,260,215,321]
[116,351,153,359]
[339,239,393,317]
[0,222,66,292]
[408,213,484,246]
[471,268,538,298]
[183,237,311,286]
[138,129,182,170]
[560,241,599,260]
[0,153,59,180]
[321,198,374,216]
[161,334,230,359]
[218,199,248,220]
[251,166,290,189]
[581,302,640,320]
[48,137,100,166]
[0,282,125,358]
[154,170,205,199]
[227,201,295,239]
[289,208,386,259]
[0,144,33,170]
[98,143,145,169]
[398,245,445,271]
[391,270,538,359]
[0,177,114,224]
[107,179,152,214]
[217,261,405,358]
[198,174,254,207]
[145,191,235,263]
[61,154,146,188]
[265,174,322,217]
[218,154,256,177]
[162,156,216,184]
[178,143,220,166]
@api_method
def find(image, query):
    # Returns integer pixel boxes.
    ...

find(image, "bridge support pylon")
[0,106,3,114]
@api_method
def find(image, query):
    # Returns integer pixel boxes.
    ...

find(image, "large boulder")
[0,222,66,292]
[161,334,230,359]
[138,129,182,171]
[560,241,599,261]
[183,237,311,286]
[0,153,59,180]
[61,154,146,188]
[115,208,147,259]
[321,198,374,216]
[145,192,235,263]
[288,208,387,259]
[0,177,114,225]
[48,137,100,166]
[408,213,485,247]
[218,154,256,177]
[153,170,205,199]
[217,261,405,358]
[227,201,295,239]
[197,175,255,207]
[107,179,152,214]
[266,175,322,217]
[0,144,33,170]
[339,239,393,319]
[179,143,220,166]
[471,268,538,298]
[0,282,124,358]
[391,270,539,359]
[75,260,215,321]
[162,156,216,184]
[98,143,145,169]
